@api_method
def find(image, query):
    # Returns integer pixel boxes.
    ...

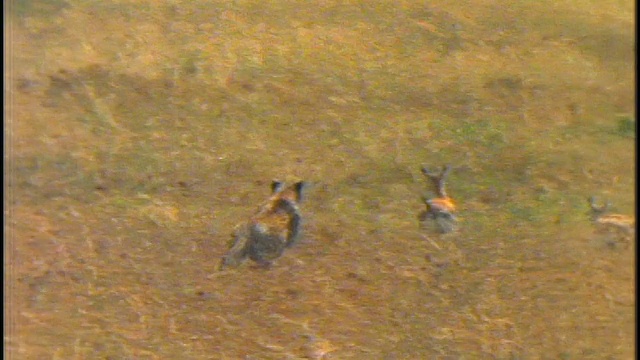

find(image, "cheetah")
[220,180,305,269]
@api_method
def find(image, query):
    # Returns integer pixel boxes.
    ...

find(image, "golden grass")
[6,0,635,358]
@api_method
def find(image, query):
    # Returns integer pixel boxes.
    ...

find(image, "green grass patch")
[615,115,635,138]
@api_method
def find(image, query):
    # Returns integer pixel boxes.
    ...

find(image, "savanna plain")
[5,0,635,358]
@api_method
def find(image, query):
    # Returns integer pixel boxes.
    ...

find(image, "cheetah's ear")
[293,181,305,201]
[271,180,284,194]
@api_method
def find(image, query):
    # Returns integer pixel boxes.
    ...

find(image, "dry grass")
[5,0,635,358]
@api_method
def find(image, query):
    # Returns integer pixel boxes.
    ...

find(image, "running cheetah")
[220,180,305,269]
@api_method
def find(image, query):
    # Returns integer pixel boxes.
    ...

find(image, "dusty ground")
[5,0,635,359]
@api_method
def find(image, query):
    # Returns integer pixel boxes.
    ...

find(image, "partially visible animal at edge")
[588,196,635,249]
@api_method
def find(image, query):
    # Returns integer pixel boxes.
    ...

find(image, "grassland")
[5,0,635,358]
